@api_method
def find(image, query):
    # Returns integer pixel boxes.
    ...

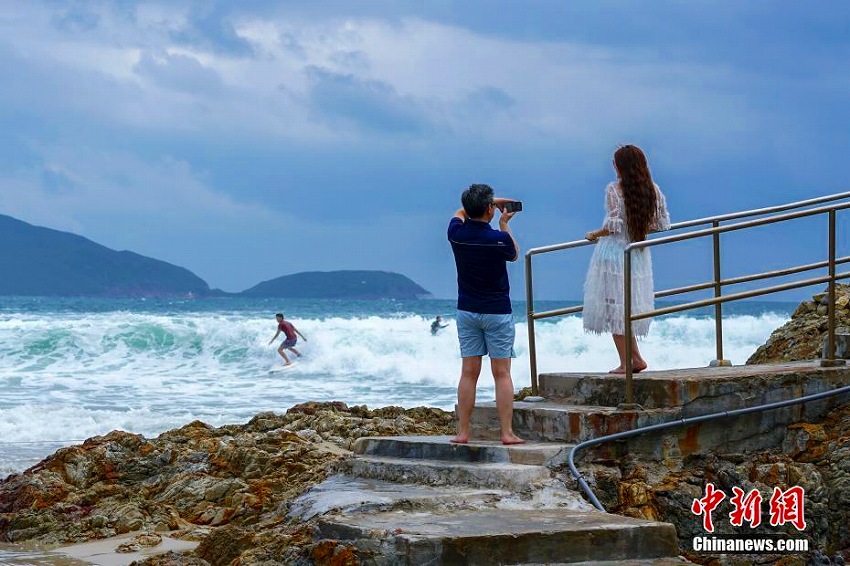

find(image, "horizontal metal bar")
[655,281,715,298]
[530,257,850,319]
[633,271,850,320]
[655,256,850,299]
[629,200,850,251]
[670,191,850,230]
[526,191,850,258]
[526,239,593,257]
[531,305,583,320]
[719,256,850,286]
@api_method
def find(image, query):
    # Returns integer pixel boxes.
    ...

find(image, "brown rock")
[0,401,455,563]
[195,525,254,566]
[116,532,162,553]
[792,301,814,318]
[748,284,850,364]
[783,423,828,462]
[309,539,360,566]
[129,550,210,566]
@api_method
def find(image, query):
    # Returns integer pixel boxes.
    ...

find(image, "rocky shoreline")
[0,403,455,564]
[6,397,850,565]
[5,289,850,565]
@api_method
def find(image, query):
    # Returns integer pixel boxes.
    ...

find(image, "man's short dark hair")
[462,184,494,219]
[275,313,283,318]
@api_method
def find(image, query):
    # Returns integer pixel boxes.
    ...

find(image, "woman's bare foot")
[450,434,469,444]
[609,361,647,374]
[501,433,525,445]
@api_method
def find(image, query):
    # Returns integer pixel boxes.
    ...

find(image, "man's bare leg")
[490,357,525,445]
[277,345,292,365]
[450,356,482,444]
[289,346,302,357]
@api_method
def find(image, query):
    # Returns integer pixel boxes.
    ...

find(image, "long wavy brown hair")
[614,145,657,242]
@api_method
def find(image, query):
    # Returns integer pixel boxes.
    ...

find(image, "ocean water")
[0,297,794,477]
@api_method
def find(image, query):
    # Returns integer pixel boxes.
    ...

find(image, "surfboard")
[269,363,296,373]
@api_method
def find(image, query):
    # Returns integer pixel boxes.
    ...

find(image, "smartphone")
[503,201,523,213]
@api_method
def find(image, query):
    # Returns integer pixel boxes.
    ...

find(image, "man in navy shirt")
[448,184,524,445]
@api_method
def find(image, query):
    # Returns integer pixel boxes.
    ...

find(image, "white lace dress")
[582,181,670,337]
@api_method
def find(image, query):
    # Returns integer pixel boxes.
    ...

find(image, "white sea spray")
[0,301,789,474]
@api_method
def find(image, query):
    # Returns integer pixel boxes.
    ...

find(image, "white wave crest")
[0,310,788,473]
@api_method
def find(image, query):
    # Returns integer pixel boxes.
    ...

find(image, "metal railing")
[525,191,850,401]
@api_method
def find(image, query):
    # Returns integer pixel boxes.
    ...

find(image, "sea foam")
[0,309,787,474]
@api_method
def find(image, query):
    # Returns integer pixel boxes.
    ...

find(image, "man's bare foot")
[284,362,293,366]
[501,433,525,445]
[449,434,469,444]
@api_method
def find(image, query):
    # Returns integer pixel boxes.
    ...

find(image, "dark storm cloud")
[169,3,255,57]
[305,66,430,134]
[134,51,224,95]
[51,6,101,33]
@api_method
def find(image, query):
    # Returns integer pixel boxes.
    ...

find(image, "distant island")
[0,214,430,299]
[0,214,210,297]
[241,270,431,300]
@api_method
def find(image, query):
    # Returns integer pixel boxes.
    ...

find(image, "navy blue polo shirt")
[448,217,517,314]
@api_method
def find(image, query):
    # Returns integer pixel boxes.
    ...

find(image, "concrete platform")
[466,362,850,455]
[319,508,680,565]
[353,435,573,466]
[566,559,692,565]
[540,360,850,414]
[470,402,680,443]
[349,455,551,491]
[287,474,511,521]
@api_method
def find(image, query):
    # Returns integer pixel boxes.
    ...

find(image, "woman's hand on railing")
[586,228,609,242]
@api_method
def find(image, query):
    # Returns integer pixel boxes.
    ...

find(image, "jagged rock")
[748,284,850,364]
[10,391,849,565]
[0,401,455,561]
[130,550,210,566]
[116,532,162,553]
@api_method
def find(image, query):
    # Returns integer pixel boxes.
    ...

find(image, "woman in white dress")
[583,145,670,373]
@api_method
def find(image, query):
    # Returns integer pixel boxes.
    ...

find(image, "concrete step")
[287,474,510,521]
[539,360,850,414]
[566,559,693,565]
[349,455,551,491]
[318,508,680,565]
[352,435,573,466]
[470,401,680,443]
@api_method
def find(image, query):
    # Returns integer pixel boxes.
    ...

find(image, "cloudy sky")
[2,1,849,300]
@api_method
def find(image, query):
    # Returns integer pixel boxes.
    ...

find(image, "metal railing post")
[621,249,638,409]
[822,210,845,367]
[710,220,731,367]
[525,253,539,395]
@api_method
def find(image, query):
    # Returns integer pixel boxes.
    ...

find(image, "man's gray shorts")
[456,310,516,359]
